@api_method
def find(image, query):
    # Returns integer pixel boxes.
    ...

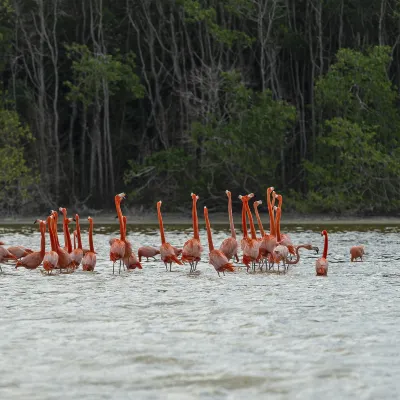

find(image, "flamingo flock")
[0,188,364,277]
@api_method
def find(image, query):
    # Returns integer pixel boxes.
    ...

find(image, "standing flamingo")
[316,230,329,276]
[82,217,97,271]
[157,201,182,271]
[42,215,59,274]
[182,193,203,272]
[138,246,160,261]
[0,246,18,271]
[219,190,239,262]
[110,193,127,274]
[7,246,33,259]
[122,216,142,270]
[350,246,364,262]
[70,214,84,268]
[204,206,235,277]
[15,220,46,270]
[239,193,260,272]
[274,194,295,255]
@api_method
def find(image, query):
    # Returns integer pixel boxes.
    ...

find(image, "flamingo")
[239,193,260,272]
[316,230,329,276]
[110,193,127,274]
[272,206,290,271]
[0,246,18,271]
[42,215,59,274]
[70,214,84,268]
[137,246,160,261]
[274,194,295,255]
[50,210,74,272]
[182,193,203,272]
[350,246,364,262]
[219,190,239,262]
[7,246,33,259]
[203,206,235,277]
[157,201,182,271]
[15,220,46,270]
[122,216,142,270]
[82,217,97,271]
[278,244,319,266]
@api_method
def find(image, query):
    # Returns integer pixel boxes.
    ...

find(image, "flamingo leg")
[217,271,220,277]
[169,263,172,272]
[194,261,198,271]
[223,270,225,276]
[235,254,239,262]
[113,262,115,274]
[164,262,168,271]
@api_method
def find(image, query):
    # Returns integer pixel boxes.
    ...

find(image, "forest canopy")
[1,0,400,215]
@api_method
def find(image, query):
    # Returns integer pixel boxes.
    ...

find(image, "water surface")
[1,224,399,399]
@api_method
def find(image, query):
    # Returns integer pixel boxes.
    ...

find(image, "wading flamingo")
[122,216,142,270]
[7,246,33,259]
[281,244,319,266]
[182,193,203,272]
[42,215,59,274]
[0,246,18,271]
[82,217,97,271]
[15,220,46,270]
[219,190,239,262]
[350,245,364,262]
[316,230,329,276]
[70,214,84,268]
[157,201,182,271]
[138,246,160,261]
[110,193,127,274]
[239,193,260,272]
[274,194,295,255]
[204,206,235,277]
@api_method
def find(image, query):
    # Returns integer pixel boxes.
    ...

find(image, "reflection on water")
[1,224,400,399]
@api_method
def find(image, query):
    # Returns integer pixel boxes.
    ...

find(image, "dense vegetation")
[1,0,400,215]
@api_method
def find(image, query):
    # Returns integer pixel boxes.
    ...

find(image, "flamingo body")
[219,237,239,262]
[43,251,58,274]
[138,246,160,261]
[350,246,364,262]
[7,246,33,259]
[82,252,96,271]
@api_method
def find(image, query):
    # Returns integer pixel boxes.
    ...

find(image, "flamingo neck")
[276,208,282,242]
[47,217,56,252]
[253,203,265,236]
[76,216,83,250]
[53,213,60,247]
[245,201,257,240]
[267,191,275,236]
[89,219,94,253]
[204,208,214,251]
[323,232,328,259]
[157,205,166,244]
[227,194,236,239]
[193,197,200,240]
[241,199,248,239]
[115,196,124,240]
[40,223,46,257]
[285,245,307,265]
[122,216,127,242]
[64,220,72,253]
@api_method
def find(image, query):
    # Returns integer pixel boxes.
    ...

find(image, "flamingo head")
[321,230,328,237]
[73,214,80,223]
[254,200,262,207]
[157,200,162,209]
[225,190,231,197]
[191,193,199,201]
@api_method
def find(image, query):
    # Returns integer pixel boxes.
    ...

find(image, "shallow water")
[1,224,400,400]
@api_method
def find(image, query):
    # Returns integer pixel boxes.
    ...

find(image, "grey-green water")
[1,224,399,399]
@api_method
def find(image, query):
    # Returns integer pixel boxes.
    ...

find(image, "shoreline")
[1,213,400,225]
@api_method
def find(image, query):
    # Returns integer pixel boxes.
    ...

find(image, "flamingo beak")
[312,246,319,254]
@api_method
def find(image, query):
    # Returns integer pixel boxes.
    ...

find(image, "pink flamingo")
[204,206,235,277]
[50,211,74,272]
[316,230,329,276]
[82,217,97,271]
[122,216,142,270]
[219,190,239,262]
[138,246,160,261]
[0,246,18,271]
[7,246,33,259]
[42,215,59,274]
[274,194,295,255]
[16,220,46,270]
[70,214,84,268]
[157,201,183,271]
[350,246,364,262]
[239,193,260,272]
[182,193,203,272]
[110,193,127,274]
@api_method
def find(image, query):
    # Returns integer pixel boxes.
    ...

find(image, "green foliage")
[64,44,145,107]
[0,98,38,214]
[306,46,400,213]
